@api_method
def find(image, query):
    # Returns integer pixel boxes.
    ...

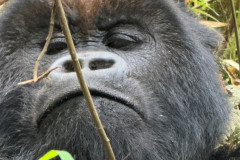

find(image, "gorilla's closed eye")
[104,33,142,51]
[46,36,67,55]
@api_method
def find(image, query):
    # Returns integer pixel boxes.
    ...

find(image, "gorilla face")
[0,0,229,159]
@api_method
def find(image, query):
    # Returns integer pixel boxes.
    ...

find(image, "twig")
[18,67,60,85]
[33,4,56,82]
[222,65,235,85]
[230,0,240,78]
[122,152,131,160]
[54,0,116,160]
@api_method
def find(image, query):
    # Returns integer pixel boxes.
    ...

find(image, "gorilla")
[0,0,229,159]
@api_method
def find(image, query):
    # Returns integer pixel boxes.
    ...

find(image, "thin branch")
[54,0,116,160]
[122,152,131,160]
[230,0,240,78]
[222,65,235,85]
[33,4,56,82]
[18,67,60,85]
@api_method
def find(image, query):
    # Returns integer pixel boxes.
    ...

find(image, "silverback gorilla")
[0,0,229,159]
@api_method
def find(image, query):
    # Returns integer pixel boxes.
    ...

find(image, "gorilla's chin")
[34,95,146,160]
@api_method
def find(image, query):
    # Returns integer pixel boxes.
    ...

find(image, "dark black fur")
[0,0,229,159]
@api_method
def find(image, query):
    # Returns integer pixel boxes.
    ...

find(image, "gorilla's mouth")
[37,89,143,129]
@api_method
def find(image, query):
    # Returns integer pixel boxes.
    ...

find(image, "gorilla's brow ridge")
[60,0,103,31]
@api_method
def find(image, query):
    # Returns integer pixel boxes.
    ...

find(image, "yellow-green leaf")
[39,150,74,160]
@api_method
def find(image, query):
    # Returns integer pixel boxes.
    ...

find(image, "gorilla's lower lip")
[37,89,143,128]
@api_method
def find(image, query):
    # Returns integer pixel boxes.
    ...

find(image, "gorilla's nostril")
[89,59,115,70]
[62,60,82,72]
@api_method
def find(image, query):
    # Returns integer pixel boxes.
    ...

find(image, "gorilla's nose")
[49,51,127,76]
[62,58,115,72]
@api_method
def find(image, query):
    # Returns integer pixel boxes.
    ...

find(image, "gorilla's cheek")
[38,96,142,132]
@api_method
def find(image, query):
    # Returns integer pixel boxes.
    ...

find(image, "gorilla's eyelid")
[50,37,66,44]
[107,33,140,42]
[38,32,65,47]
[51,32,65,39]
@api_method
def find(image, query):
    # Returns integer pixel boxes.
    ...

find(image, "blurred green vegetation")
[188,0,240,61]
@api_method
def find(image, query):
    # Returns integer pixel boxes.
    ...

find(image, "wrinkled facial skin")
[0,0,229,160]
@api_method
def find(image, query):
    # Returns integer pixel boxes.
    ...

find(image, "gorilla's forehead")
[56,0,171,30]
[2,0,176,31]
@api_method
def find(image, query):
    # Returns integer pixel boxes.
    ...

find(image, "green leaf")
[39,150,74,160]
